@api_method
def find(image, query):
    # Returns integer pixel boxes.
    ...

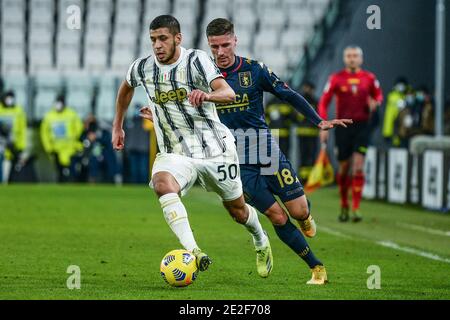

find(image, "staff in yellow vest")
[382,77,409,147]
[40,95,83,182]
[0,91,27,183]
[265,102,295,156]
[295,82,320,183]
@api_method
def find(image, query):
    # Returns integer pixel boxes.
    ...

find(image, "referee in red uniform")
[318,46,383,222]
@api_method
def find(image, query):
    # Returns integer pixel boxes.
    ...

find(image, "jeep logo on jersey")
[151,88,188,105]
[239,71,252,88]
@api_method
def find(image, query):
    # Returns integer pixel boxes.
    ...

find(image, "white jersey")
[126,47,234,159]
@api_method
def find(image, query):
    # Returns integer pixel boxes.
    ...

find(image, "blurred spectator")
[392,85,434,148]
[76,115,120,184]
[295,81,320,183]
[416,86,434,135]
[382,77,410,147]
[0,91,27,183]
[444,97,450,136]
[265,101,295,156]
[125,104,150,184]
[40,95,83,183]
[393,88,416,148]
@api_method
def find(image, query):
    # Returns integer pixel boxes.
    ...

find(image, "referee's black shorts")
[335,121,369,161]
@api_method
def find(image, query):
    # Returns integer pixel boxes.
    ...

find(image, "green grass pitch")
[0,184,449,300]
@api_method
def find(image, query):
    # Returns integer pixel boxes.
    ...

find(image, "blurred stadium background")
[1,0,332,120]
[0,0,449,211]
[1,0,450,300]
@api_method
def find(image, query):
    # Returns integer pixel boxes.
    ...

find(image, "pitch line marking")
[318,226,354,239]
[377,241,450,264]
[396,222,450,237]
[319,225,450,264]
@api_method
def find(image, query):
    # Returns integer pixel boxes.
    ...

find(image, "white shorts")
[149,140,243,202]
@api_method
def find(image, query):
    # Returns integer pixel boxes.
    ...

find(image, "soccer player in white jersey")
[112,15,273,276]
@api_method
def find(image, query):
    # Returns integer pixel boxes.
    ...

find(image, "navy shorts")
[240,156,305,213]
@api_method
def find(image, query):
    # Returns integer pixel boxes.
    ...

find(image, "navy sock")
[273,219,322,268]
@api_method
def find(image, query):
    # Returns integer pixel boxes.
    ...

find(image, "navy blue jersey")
[216,56,324,212]
[217,56,323,166]
[216,56,271,131]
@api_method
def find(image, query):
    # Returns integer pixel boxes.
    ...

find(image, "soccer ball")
[160,249,198,287]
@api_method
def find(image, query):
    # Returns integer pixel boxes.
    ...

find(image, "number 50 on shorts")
[217,164,238,182]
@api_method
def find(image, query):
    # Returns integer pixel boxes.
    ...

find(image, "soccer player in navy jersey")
[204,18,353,284]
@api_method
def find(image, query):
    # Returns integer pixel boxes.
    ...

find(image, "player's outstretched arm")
[318,117,354,144]
[260,66,352,139]
[112,80,135,150]
[318,119,353,130]
[260,63,328,127]
[188,78,235,107]
[283,89,352,130]
[259,65,352,132]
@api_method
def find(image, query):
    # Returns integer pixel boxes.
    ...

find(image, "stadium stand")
[56,0,83,73]
[173,0,200,49]
[95,74,119,122]
[0,0,330,123]
[33,72,64,119]
[28,0,55,74]
[1,0,27,75]
[83,0,113,73]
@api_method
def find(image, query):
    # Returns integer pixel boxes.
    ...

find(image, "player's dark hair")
[149,15,181,35]
[206,18,234,37]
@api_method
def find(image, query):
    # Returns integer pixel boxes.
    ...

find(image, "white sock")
[244,204,268,248]
[159,193,198,252]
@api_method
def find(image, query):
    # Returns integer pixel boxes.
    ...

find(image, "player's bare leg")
[264,201,327,284]
[337,160,351,222]
[152,171,211,271]
[223,196,272,277]
[284,195,316,238]
[350,152,365,222]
